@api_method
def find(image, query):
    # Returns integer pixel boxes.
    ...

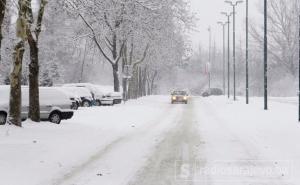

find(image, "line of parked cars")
[202,88,224,97]
[0,83,123,125]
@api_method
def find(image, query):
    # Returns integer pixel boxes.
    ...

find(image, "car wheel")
[95,100,101,106]
[49,112,62,124]
[82,100,90,107]
[0,112,7,125]
[72,102,79,110]
[74,103,79,110]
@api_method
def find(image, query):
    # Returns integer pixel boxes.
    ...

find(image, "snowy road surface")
[1,96,300,185]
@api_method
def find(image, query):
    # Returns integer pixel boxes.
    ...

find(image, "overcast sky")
[189,0,262,51]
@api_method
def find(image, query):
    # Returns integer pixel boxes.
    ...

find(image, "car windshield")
[172,91,187,95]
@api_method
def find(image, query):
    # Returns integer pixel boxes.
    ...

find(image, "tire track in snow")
[127,98,207,185]
[52,103,181,185]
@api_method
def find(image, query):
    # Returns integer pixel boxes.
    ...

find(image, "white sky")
[189,0,262,51]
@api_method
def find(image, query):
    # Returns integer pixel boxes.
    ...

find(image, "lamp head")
[221,12,233,16]
[225,0,243,5]
[225,0,232,5]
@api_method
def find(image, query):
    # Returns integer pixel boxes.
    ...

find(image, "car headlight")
[183,96,187,100]
[172,96,176,100]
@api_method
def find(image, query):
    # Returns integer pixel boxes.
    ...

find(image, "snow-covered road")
[1,96,300,185]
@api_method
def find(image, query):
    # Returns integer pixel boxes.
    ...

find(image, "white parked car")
[58,87,82,109]
[0,86,27,124]
[0,86,75,125]
[94,85,123,104]
[107,92,123,104]
[63,86,93,107]
[63,83,114,106]
[92,88,114,106]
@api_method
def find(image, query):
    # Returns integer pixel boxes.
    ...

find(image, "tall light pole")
[208,26,212,89]
[298,14,300,121]
[221,12,233,98]
[246,0,249,104]
[218,21,227,95]
[225,0,243,101]
[264,0,268,110]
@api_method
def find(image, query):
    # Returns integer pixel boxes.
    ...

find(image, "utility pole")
[264,0,268,110]
[222,12,233,98]
[208,26,212,89]
[298,14,300,121]
[225,0,243,101]
[246,0,249,104]
[218,21,227,95]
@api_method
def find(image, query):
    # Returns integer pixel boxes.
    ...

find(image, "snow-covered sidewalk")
[196,96,300,185]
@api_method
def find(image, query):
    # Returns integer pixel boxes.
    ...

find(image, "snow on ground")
[0,96,181,185]
[270,97,298,105]
[196,96,300,184]
[1,95,300,185]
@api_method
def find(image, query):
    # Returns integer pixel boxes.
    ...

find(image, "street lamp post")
[225,0,243,101]
[246,0,249,104]
[208,26,212,89]
[264,0,268,110]
[218,21,227,95]
[221,12,233,98]
[298,14,300,121]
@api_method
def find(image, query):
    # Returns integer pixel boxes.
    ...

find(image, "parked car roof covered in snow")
[0,85,10,106]
[64,86,93,99]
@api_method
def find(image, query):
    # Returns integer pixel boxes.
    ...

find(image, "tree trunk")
[150,71,158,95]
[128,79,132,99]
[142,68,147,96]
[8,41,25,127]
[0,0,6,61]
[112,63,120,92]
[138,67,143,97]
[147,78,151,95]
[28,39,40,122]
[26,0,47,122]
[122,78,127,101]
[111,33,120,92]
[131,68,138,99]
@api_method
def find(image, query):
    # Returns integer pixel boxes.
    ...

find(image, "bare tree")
[0,0,6,61]
[26,0,47,122]
[7,0,28,127]
[250,0,299,76]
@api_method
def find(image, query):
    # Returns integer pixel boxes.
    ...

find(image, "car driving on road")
[171,90,189,104]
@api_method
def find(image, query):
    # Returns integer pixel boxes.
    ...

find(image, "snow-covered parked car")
[106,92,123,104]
[92,88,114,106]
[61,86,93,107]
[58,87,82,109]
[36,87,75,124]
[63,83,114,106]
[0,86,75,124]
[94,85,123,104]
[0,86,28,125]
